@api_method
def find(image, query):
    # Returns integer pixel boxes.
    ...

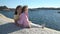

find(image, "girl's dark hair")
[15,5,22,15]
[21,6,28,13]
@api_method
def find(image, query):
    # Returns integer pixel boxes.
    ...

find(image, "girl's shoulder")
[14,14,19,17]
[14,15,19,19]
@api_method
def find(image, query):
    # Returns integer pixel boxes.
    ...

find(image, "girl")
[17,6,31,28]
[14,5,22,26]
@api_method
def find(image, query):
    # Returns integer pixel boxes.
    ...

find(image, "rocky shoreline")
[0,14,60,34]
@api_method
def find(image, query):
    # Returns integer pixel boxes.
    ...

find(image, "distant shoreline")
[4,8,60,10]
[0,6,60,11]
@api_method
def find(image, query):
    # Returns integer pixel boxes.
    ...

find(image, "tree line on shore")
[0,6,60,11]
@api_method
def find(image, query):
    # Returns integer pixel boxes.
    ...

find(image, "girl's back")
[17,13,30,27]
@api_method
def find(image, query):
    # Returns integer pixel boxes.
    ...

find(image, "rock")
[0,14,60,34]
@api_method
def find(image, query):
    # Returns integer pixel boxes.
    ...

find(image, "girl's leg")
[30,23,42,28]
[26,23,31,28]
[23,22,31,28]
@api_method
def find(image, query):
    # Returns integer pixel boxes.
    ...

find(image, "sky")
[0,0,60,8]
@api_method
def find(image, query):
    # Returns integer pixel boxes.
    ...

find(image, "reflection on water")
[0,10,60,31]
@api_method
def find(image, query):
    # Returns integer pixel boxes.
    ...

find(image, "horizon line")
[0,5,60,8]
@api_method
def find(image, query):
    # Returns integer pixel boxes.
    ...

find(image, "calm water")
[0,10,60,31]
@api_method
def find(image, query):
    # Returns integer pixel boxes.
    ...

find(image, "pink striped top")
[17,13,29,27]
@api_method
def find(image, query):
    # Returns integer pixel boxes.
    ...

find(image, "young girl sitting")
[14,5,22,26]
[17,6,31,28]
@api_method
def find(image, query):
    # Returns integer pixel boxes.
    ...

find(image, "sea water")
[0,10,60,31]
